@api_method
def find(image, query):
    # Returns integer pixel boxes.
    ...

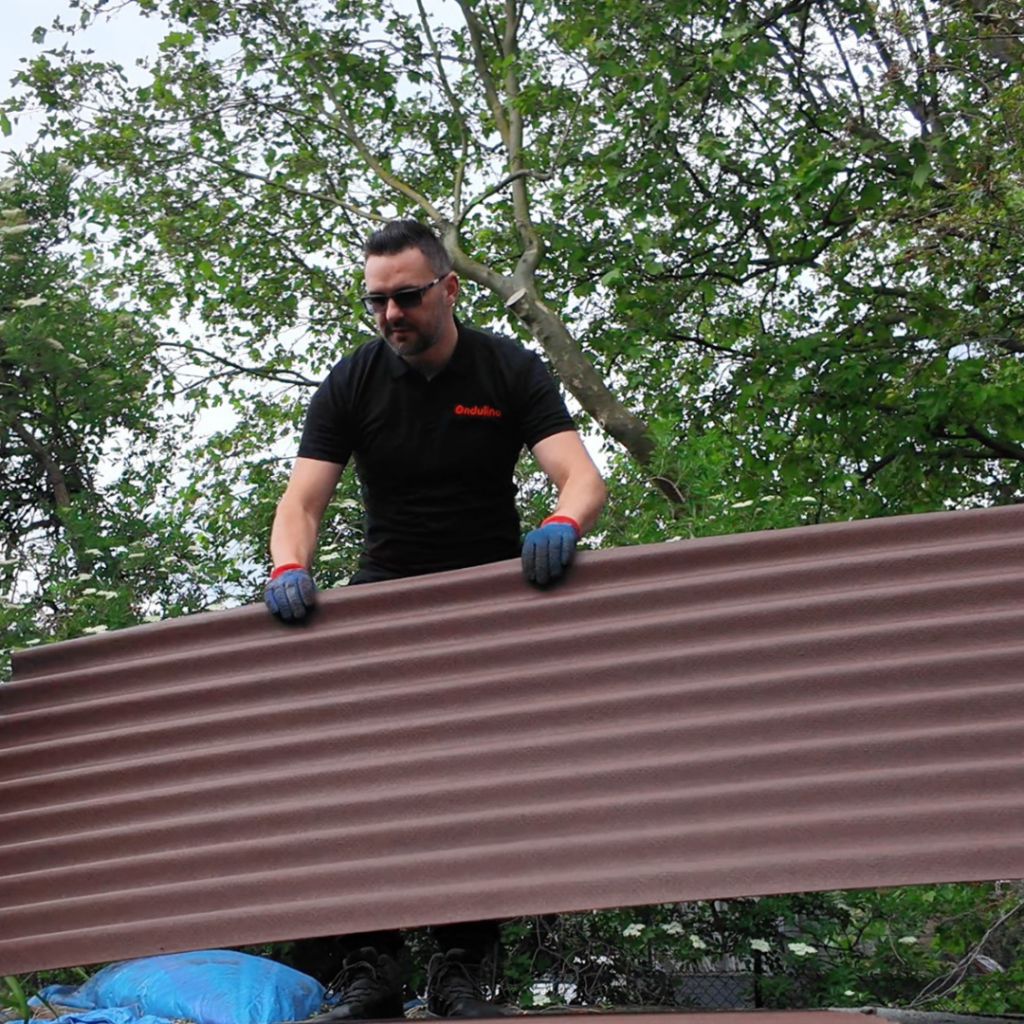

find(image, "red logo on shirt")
[454,403,502,418]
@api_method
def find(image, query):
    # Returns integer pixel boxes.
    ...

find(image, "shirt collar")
[382,319,473,379]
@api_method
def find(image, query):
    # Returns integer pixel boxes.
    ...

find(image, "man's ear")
[445,271,460,306]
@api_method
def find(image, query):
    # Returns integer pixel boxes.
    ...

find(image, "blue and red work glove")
[264,563,317,621]
[521,515,581,587]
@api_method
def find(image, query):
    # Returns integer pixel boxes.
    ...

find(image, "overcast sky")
[2,0,164,153]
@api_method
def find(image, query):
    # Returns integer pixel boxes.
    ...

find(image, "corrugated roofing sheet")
[4,504,1024,976]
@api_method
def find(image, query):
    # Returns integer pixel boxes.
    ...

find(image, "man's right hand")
[264,564,317,621]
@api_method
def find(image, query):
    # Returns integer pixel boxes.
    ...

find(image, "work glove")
[264,563,317,621]
[522,515,580,587]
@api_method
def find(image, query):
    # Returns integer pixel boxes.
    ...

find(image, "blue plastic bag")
[23,1009,176,1024]
[37,950,324,1024]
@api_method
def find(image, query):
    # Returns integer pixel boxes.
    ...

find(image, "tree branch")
[860,450,901,484]
[455,0,511,145]
[460,168,554,225]
[11,421,71,507]
[415,0,470,219]
[667,332,751,358]
[963,424,1024,462]
[207,157,379,220]
[909,899,1024,1007]
[254,7,443,221]
[158,341,318,388]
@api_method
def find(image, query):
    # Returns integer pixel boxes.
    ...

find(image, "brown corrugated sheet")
[4,504,1024,976]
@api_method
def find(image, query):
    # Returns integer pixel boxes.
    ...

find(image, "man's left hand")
[522,516,580,587]
[264,564,317,620]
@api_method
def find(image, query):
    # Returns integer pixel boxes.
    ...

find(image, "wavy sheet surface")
[4,506,1024,974]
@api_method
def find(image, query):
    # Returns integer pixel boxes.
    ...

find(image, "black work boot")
[311,947,405,1021]
[426,948,506,1018]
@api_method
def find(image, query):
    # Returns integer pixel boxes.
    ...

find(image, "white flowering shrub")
[492,883,1024,1012]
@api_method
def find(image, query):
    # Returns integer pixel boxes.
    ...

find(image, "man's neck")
[417,359,450,381]
[401,317,459,376]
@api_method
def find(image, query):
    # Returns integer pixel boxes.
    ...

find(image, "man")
[264,220,606,1018]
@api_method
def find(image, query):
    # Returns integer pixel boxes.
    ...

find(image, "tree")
[6,0,1024,547]
[498,883,1024,1011]
[574,0,1024,522]
[2,0,1023,1007]
[0,151,250,675]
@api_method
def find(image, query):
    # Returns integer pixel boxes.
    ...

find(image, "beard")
[383,317,442,360]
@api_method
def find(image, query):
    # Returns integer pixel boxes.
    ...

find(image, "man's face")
[364,247,454,361]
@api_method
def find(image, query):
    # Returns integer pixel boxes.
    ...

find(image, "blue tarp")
[35,950,325,1024]
[21,1009,183,1024]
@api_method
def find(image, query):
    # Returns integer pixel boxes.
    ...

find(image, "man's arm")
[521,430,606,587]
[270,456,346,568]
[531,430,607,534]
[264,457,345,620]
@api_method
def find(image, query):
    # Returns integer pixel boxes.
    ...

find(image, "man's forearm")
[269,499,322,569]
[551,472,607,535]
[530,431,608,537]
[267,457,344,570]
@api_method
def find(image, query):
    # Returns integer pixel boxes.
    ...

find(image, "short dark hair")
[364,220,452,277]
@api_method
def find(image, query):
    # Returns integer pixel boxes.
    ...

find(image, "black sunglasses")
[360,275,446,314]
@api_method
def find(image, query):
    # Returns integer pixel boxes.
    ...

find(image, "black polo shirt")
[298,322,575,579]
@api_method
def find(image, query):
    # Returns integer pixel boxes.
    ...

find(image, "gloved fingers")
[557,528,577,569]
[521,531,544,586]
[264,579,297,621]
[521,535,541,585]
[522,523,578,587]
[542,532,575,582]
[265,569,317,621]
[534,534,555,586]
[283,578,309,620]
[544,535,565,583]
[543,524,577,582]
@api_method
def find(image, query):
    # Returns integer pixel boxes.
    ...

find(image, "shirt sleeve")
[296,367,355,466]
[518,350,577,450]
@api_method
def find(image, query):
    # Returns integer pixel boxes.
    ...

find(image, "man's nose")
[384,297,406,319]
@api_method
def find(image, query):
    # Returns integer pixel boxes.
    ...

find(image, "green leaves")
[0,153,200,678]
[0,7,1022,1007]
[2,0,1024,679]
[494,882,1024,1011]
[2,976,30,1023]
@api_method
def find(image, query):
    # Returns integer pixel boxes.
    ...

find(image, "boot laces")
[428,952,488,1012]
[327,952,387,1002]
